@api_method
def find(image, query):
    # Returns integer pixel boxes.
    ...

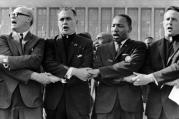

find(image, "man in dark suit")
[132,6,179,119]
[43,7,93,119]
[0,6,60,119]
[88,14,147,119]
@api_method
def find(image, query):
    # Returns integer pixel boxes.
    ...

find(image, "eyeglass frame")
[9,12,30,18]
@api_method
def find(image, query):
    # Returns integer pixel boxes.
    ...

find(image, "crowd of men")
[0,5,178,119]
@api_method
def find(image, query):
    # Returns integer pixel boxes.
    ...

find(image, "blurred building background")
[0,0,178,41]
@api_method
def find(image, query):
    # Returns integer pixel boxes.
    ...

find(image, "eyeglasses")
[9,12,30,18]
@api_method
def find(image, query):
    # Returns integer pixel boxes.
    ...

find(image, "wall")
[0,0,178,41]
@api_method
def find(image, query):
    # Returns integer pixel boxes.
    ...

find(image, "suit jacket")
[93,39,147,113]
[43,34,93,115]
[0,32,44,108]
[144,37,179,119]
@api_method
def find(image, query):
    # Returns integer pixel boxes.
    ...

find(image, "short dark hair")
[166,6,179,12]
[113,14,132,30]
[58,7,77,17]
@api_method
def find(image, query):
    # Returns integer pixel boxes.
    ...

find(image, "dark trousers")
[46,91,89,119]
[0,107,42,119]
[147,108,168,119]
[0,86,42,119]
[93,99,143,119]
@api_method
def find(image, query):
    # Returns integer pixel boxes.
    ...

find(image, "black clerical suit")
[43,33,93,119]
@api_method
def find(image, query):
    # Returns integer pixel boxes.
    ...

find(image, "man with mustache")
[132,6,179,119]
[89,14,146,119]
[43,7,93,119]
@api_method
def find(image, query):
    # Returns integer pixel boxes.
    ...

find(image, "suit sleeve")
[0,35,37,83]
[8,39,44,70]
[3,69,33,83]
[153,62,179,84]
[98,42,147,84]
[144,43,179,85]
[80,39,93,68]
[93,47,103,68]
[43,39,68,78]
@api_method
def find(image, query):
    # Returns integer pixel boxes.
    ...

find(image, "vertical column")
[0,7,11,34]
[138,7,141,41]
[88,8,98,40]
[128,8,138,40]
[125,7,128,14]
[112,7,114,18]
[151,7,154,38]
[101,8,112,33]
[98,7,101,33]
[141,8,152,41]
[49,7,59,38]
[85,7,88,32]
[154,8,165,40]
[46,7,50,38]
[33,7,37,34]
[76,7,85,33]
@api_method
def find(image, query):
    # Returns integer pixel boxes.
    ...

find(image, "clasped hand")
[31,72,62,85]
[123,72,154,86]
[72,68,100,81]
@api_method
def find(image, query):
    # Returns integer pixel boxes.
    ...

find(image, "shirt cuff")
[2,56,10,70]
[148,73,158,86]
[64,67,75,79]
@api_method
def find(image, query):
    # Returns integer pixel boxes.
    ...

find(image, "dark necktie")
[116,42,121,55]
[167,40,174,59]
[19,33,23,52]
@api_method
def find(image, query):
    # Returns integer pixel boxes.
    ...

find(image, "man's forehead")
[13,7,33,18]
[14,7,26,13]
[112,16,127,24]
[164,10,179,18]
[58,10,74,17]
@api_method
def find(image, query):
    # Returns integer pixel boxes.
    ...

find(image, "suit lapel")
[23,32,38,54]
[107,42,116,64]
[158,38,167,67]
[6,33,22,56]
[167,41,179,65]
[114,39,130,60]
[67,36,77,65]
[55,36,67,65]
[109,42,116,60]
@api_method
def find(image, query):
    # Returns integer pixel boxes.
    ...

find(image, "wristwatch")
[2,57,9,69]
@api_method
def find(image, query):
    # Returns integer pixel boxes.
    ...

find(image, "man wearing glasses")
[0,6,60,119]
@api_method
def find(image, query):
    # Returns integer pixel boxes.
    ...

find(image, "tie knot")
[20,33,23,39]
[115,41,120,45]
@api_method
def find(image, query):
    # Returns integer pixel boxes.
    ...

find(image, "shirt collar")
[114,39,128,51]
[12,30,29,40]
[19,30,29,39]
[121,39,128,46]
[114,39,128,46]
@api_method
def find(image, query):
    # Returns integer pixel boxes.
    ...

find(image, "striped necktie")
[19,33,23,52]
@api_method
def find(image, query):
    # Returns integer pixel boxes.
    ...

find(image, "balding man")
[0,6,60,119]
